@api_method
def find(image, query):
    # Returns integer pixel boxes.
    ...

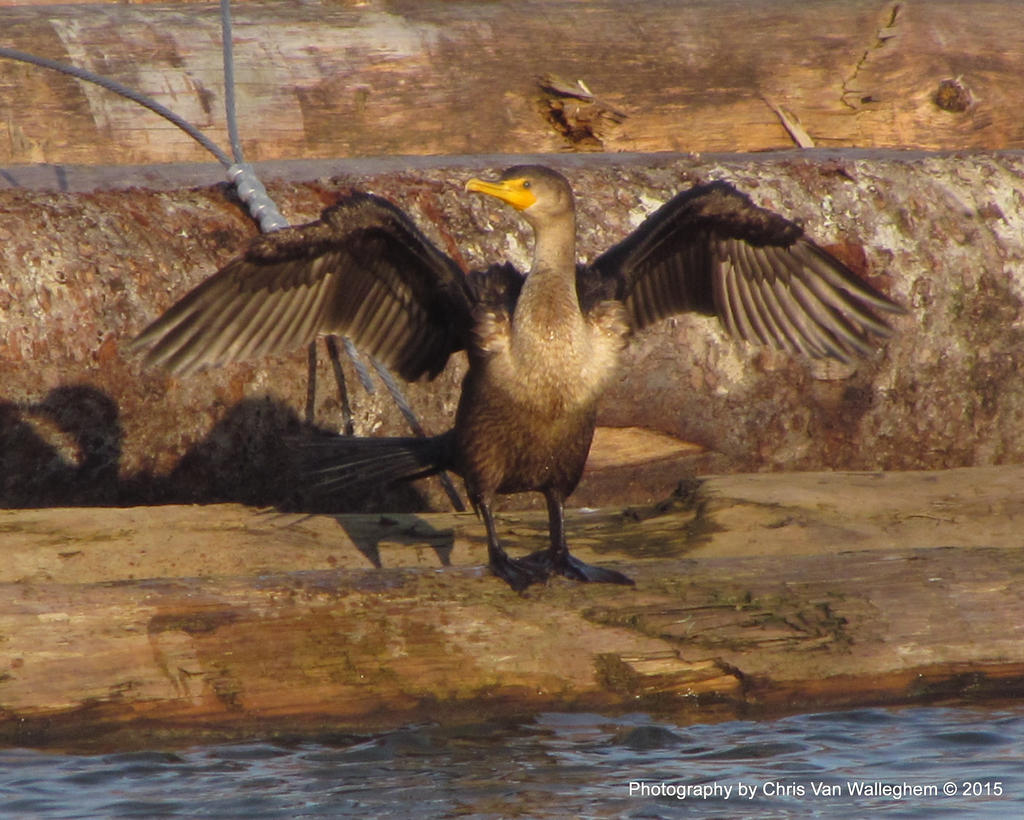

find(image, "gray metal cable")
[341,337,376,394]
[215,1,460,509]
[220,0,245,165]
[0,30,285,233]
[2,7,463,510]
[0,40,276,237]
[0,45,232,167]
[218,0,288,233]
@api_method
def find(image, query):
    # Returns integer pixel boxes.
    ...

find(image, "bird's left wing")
[588,181,905,362]
[130,193,475,381]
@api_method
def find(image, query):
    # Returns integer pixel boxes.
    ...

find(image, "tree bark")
[1,0,1022,166]
[1,465,1023,749]
[2,151,1024,510]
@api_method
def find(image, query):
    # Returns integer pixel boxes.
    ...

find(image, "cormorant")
[132,165,904,590]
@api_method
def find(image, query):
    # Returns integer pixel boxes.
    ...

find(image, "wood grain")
[2,466,1022,749]
[2,1,1022,165]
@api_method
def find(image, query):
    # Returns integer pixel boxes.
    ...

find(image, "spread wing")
[130,193,475,381]
[588,181,905,362]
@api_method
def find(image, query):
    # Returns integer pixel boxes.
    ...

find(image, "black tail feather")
[302,430,456,494]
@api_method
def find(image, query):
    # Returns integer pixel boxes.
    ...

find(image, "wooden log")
[2,150,1024,511]
[1,0,1023,166]
[2,465,1023,749]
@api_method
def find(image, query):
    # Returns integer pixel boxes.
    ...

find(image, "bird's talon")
[489,554,550,591]
[521,550,634,586]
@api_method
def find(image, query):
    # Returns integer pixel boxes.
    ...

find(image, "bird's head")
[466,165,574,228]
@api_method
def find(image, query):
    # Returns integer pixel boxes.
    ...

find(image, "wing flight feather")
[587,181,905,363]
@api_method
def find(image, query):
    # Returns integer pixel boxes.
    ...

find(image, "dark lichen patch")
[726,600,852,652]
[961,272,1023,334]
[585,588,852,654]
[594,653,654,696]
[147,609,240,637]
[205,665,245,712]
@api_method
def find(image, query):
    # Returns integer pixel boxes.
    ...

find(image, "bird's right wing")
[588,181,905,363]
[130,193,475,381]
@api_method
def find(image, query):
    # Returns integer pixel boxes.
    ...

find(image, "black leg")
[324,336,355,436]
[304,340,318,425]
[477,497,548,591]
[522,489,635,586]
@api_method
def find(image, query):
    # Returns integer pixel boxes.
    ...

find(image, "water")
[1,705,1021,818]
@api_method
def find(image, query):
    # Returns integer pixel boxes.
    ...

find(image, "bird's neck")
[529,210,577,278]
[513,211,582,344]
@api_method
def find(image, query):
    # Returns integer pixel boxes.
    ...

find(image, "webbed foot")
[488,551,551,591]
[521,549,635,586]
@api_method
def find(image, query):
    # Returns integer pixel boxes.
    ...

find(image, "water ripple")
[0,705,1021,819]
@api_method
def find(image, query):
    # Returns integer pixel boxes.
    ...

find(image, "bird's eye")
[522,181,532,189]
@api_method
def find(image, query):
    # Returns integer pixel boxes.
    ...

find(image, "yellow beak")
[465,177,537,211]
